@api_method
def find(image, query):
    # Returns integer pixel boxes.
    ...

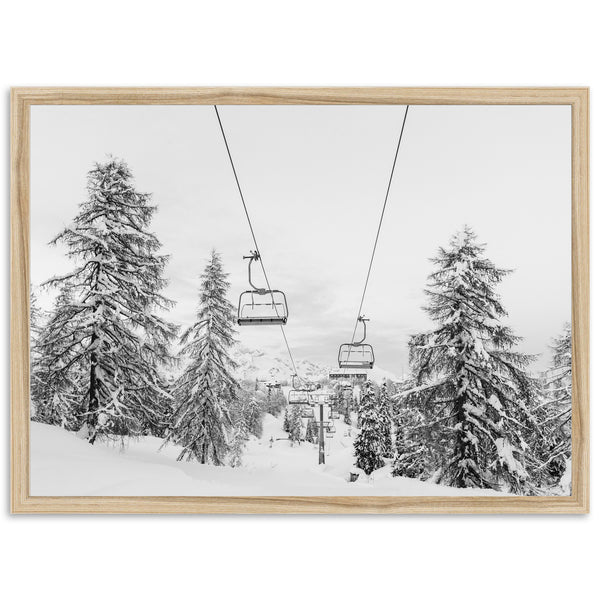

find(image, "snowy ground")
[30,414,508,497]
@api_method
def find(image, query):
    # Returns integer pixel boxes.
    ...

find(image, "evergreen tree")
[41,159,176,442]
[265,385,286,417]
[288,405,303,445]
[353,380,385,475]
[228,416,249,468]
[274,388,287,414]
[30,287,43,347]
[305,417,318,444]
[31,286,86,429]
[343,388,352,426]
[331,384,344,413]
[378,382,393,458]
[29,288,44,421]
[245,394,264,438]
[536,323,572,490]
[392,401,433,480]
[166,250,238,464]
[283,407,291,433]
[403,226,537,493]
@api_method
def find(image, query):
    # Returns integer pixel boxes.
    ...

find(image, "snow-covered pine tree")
[392,401,433,480]
[343,389,352,426]
[391,376,444,480]
[283,407,291,433]
[378,382,393,458]
[288,405,303,445]
[31,285,86,429]
[245,394,264,438]
[403,226,537,493]
[43,159,176,442]
[29,287,44,421]
[353,380,385,475]
[166,249,238,464]
[304,415,319,444]
[265,386,286,416]
[331,384,344,413]
[536,323,572,490]
[30,287,42,347]
[274,387,287,414]
[228,415,249,468]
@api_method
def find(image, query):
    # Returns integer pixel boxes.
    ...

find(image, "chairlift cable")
[349,105,410,344]
[214,105,299,378]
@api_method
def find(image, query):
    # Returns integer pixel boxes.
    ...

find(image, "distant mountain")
[231,346,329,384]
[231,345,399,385]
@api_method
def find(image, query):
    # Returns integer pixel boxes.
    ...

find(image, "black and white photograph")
[29,103,572,497]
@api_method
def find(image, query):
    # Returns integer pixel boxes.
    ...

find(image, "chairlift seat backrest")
[237,289,288,326]
[288,390,312,405]
[338,343,375,369]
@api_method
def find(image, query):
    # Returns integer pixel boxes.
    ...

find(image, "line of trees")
[352,227,572,495]
[30,159,267,467]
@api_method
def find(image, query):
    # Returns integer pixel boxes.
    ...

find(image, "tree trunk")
[87,341,98,445]
[454,392,469,488]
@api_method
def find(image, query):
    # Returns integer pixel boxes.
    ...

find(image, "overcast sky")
[31,104,571,375]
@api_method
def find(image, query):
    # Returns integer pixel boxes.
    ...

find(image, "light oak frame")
[10,87,589,514]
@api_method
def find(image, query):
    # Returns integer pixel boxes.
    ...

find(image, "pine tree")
[378,382,393,458]
[41,159,176,442]
[392,401,432,479]
[305,417,318,444]
[274,388,287,414]
[283,407,291,433]
[245,394,264,438]
[403,226,538,493]
[265,385,286,417]
[536,323,572,490]
[30,287,42,346]
[353,380,386,475]
[166,250,238,464]
[228,416,249,468]
[29,288,44,421]
[288,405,303,445]
[343,388,352,426]
[31,286,87,429]
[392,377,443,480]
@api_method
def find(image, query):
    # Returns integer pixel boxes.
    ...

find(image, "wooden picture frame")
[11,87,589,514]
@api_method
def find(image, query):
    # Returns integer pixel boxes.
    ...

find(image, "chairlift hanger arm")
[354,315,369,345]
[243,251,267,293]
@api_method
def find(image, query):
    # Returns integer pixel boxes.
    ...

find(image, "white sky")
[31,104,571,375]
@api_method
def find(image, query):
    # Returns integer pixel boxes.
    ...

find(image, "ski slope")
[30,416,507,497]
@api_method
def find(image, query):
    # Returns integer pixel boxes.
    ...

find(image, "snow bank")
[30,420,507,497]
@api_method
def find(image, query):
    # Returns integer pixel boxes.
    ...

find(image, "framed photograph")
[11,87,589,513]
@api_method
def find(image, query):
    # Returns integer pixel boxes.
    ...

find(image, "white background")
[1,1,596,599]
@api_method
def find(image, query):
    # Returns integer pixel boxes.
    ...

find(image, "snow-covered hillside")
[30,419,506,497]
[232,345,399,384]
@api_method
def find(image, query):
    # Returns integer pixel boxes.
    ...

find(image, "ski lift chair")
[338,316,375,369]
[237,251,288,326]
[288,390,312,405]
[309,392,331,405]
[301,407,315,418]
